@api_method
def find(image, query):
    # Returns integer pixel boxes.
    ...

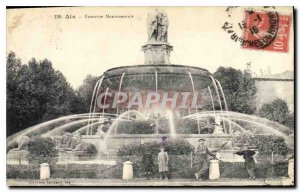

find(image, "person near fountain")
[234,144,256,179]
[194,138,216,180]
[158,147,169,179]
[142,150,154,180]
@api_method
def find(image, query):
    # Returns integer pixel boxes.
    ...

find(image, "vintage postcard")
[6,6,294,187]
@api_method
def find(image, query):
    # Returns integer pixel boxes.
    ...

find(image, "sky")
[7,6,294,88]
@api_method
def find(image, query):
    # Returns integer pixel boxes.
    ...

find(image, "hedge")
[117,139,194,156]
[7,157,288,179]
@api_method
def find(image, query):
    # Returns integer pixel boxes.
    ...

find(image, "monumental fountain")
[7,10,294,164]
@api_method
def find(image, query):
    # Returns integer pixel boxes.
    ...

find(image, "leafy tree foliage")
[213,67,257,114]
[257,99,294,129]
[70,75,100,114]
[7,52,75,136]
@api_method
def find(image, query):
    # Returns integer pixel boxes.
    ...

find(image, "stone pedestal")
[7,150,29,165]
[40,163,50,180]
[142,42,173,64]
[122,161,133,180]
[288,159,294,181]
[209,160,220,180]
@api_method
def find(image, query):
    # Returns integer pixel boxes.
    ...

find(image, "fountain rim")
[103,64,213,82]
[105,64,211,74]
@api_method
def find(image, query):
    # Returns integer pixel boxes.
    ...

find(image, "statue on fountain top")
[147,9,169,42]
[143,9,172,64]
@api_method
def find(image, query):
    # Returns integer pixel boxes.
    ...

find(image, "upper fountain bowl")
[101,64,213,92]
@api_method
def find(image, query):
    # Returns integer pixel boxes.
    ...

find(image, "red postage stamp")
[242,11,291,52]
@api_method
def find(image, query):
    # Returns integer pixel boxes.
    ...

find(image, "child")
[158,147,169,179]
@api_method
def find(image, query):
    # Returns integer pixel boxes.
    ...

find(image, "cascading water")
[215,79,232,134]
[116,72,125,115]
[166,110,176,138]
[87,75,105,135]
[210,75,226,132]
[102,87,110,117]
[182,110,294,147]
[103,110,148,142]
[155,71,158,93]
[207,86,216,120]
[188,71,200,134]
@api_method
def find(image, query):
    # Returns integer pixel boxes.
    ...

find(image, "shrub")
[86,143,97,155]
[6,165,39,179]
[235,134,288,155]
[116,139,195,178]
[234,133,289,163]
[251,135,288,156]
[117,120,155,134]
[27,137,59,167]
[117,138,194,156]
[6,159,288,179]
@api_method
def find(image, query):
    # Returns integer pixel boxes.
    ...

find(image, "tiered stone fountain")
[7,9,294,165]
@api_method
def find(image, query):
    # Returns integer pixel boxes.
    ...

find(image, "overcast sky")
[7,6,294,88]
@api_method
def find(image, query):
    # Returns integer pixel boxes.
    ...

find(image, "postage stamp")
[242,11,291,52]
[222,7,291,52]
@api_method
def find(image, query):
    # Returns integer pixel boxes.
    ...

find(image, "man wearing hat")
[234,143,256,179]
[194,138,216,180]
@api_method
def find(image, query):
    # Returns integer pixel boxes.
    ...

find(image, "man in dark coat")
[142,150,154,180]
[235,144,256,179]
[194,138,216,180]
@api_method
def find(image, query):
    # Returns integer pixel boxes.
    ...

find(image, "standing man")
[142,150,154,180]
[234,144,256,179]
[194,138,216,180]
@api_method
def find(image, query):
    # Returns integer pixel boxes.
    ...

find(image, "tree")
[70,75,100,114]
[213,67,257,114]
[7,52,22,135]
[257,99,294,129]
[7,52,76,136]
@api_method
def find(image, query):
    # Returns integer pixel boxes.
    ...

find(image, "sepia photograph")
[5,6,295,187]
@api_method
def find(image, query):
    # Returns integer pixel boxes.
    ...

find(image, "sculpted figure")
[11,135,30,151]
[96,124,106,139]
[58,132,72,149]
[157,12,169,42]
[147,9,169,42]
[70,132,83,151]
[213,116,224,134]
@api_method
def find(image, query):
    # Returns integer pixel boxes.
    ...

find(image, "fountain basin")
[101,64,213,92]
